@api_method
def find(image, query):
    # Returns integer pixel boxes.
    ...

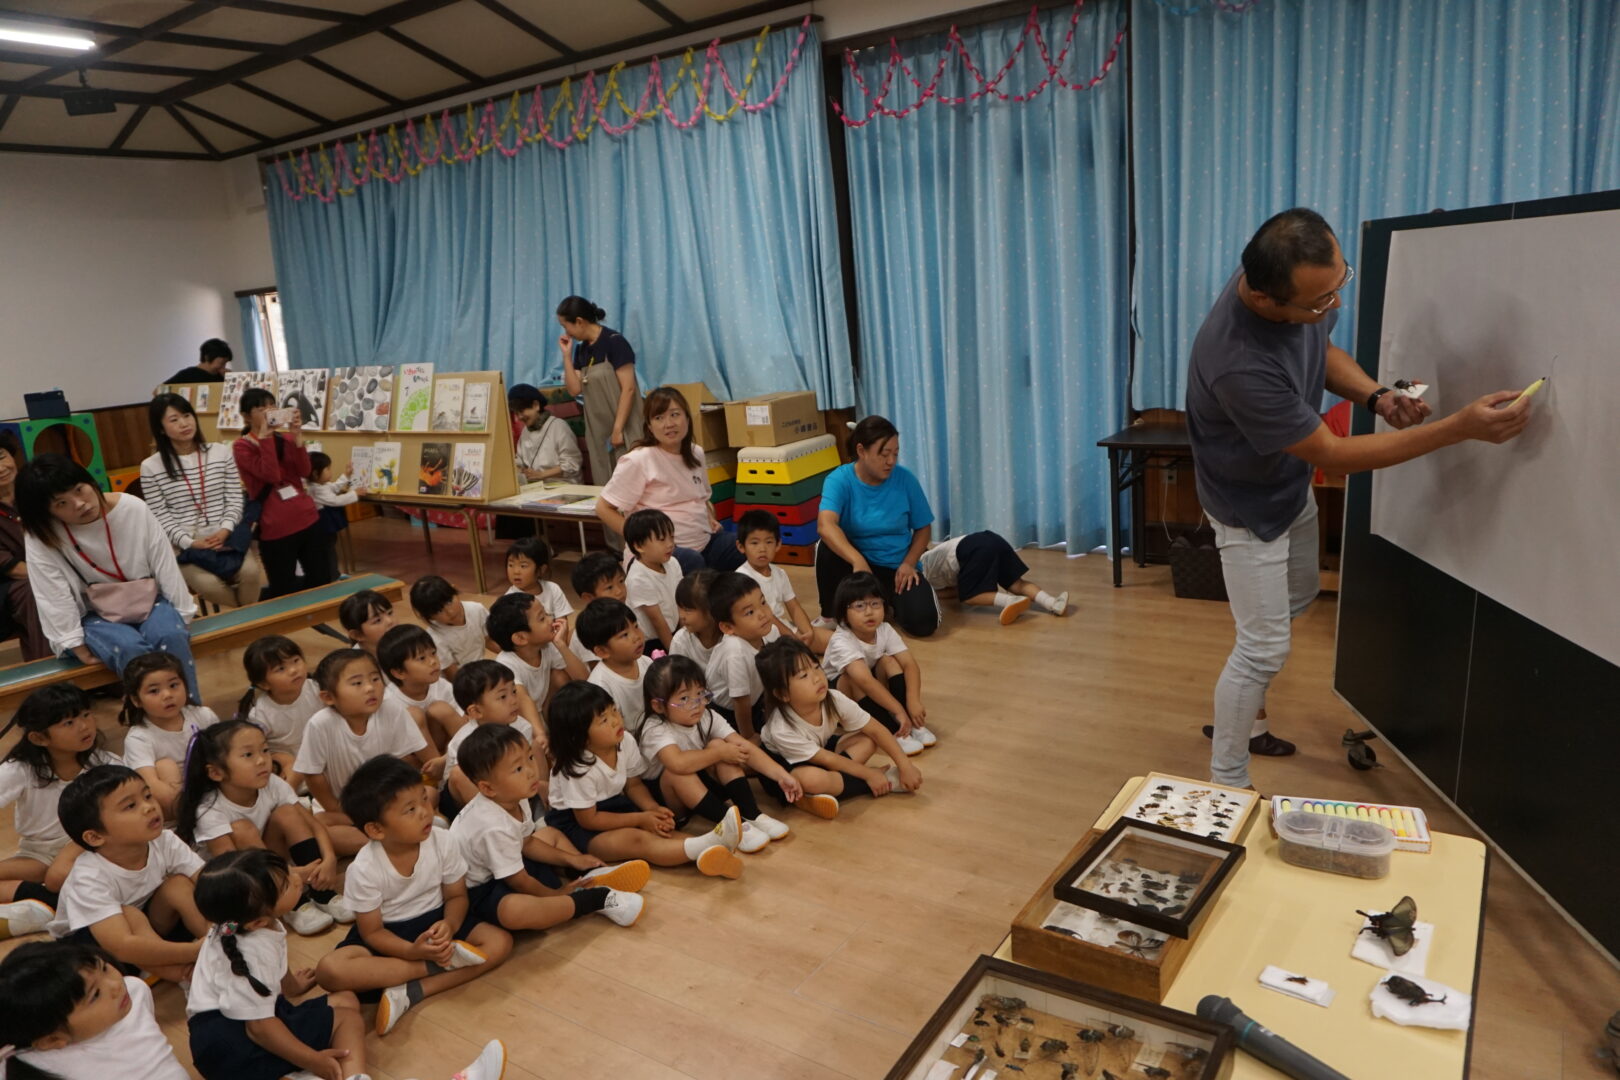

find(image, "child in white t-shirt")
[236,635,322,778]
[337,589,397,656]
[822,572,932,754]
[117,651,219,820]
[565,551,628,670]
[487,591,590,720]
[379,623,466,753]
[441,660,544,818]
[580,599,654,736]
[409,574,493,679]
[735,509,830,652]
[669,568,722,667]
[504,536,572,619]
[703,571,782,738]
[918,531,1068,620]
[623,508,681,651]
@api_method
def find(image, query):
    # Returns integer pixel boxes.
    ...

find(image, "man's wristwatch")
[1366,387,1392,412]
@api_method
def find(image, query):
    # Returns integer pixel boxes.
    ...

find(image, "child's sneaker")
[445,940,487,970]
[695,845,744,879]
[895,732,925,756]
[749,813,790,840]
[795,793,839,819]
[883,765,917,793]
[376,983,413,1035]
[577,860,651,893]
[0,898,54,939]
[998,594,1032,625]
[597,890,645,926]
[313,893,355,923]
[452,1039,507,1080]
[1044,591,1069,616]
[914,726,938,748]
[715,805,742,852]
[283,900,335,936]
[433,813,451,830]
[738,820,770,853]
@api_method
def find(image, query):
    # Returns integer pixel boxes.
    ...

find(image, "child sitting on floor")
[235,635,322,778]
[580,599,653,736]
[313,755,513,1036]
[704,571,781,739]
[669,568,722,668]
[118,651,220,820]
[441,660,543,819]
[409,574,492,681]
[823,572,932,754]
[338,589,396,655]
[379,624,465,754]
[504,536,571,619]
[918,531,1068,622]
[488,592,590,721]
[623,509,680,652]
[735,510,830,652]
[566,550,627,670]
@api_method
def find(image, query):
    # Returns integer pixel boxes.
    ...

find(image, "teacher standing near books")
[557,295,645,487]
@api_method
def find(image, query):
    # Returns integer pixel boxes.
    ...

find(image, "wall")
[0,154,270,420]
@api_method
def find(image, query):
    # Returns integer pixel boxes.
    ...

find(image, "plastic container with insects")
[1275,810,1395,879]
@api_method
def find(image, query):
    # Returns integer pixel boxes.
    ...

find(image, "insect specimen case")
[885,956,1233,1080]
[1053,819,1245,941]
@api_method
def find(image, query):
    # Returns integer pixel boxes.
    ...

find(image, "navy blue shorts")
[337,903,485,952]
[189,995,335,1080]
[466,857,563,925]
[953,531,1029,600]
[646,768,726,825]
[544,793,639,853]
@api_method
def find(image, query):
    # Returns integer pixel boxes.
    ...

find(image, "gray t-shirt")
[1185,271,1336,541]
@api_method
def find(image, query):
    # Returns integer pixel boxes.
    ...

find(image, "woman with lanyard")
[17,453,200,700]
[232,386,333,598]
[0,432,49,659]
[815,416,941,638]
[557,295,645,486]
[139,393,263,609]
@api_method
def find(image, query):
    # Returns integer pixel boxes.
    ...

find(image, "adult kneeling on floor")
[814,416,940,638]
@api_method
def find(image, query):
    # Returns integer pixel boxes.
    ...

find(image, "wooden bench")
[0,573,404,713]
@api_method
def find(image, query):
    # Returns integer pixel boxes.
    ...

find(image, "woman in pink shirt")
[596,387,744,576]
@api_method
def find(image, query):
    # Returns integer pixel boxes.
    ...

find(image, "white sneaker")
[597,890,644,927]
[313,893,355,923]
[577,860,651,893]
[444,940,487,970]
[453,1039,507,1080]
[714,805,743,852]
[914,726,938,747]
[375,983,413,1035]
[1045,591,1069,616]
[895,733,925,756]
[0,899,54,939]
[812,616,837,630]
[749,813,790,840]
[737,820,770,853]
[283,901,335,936]
[884,766,917,793]
[795,793,839,819]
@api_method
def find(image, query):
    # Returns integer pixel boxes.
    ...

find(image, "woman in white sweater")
[139,393,263,609]
[17,454,200,701]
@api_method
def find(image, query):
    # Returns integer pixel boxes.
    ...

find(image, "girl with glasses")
[820,573,933,756]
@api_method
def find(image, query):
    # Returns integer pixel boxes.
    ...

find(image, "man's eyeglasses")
[1283,263,1354,315]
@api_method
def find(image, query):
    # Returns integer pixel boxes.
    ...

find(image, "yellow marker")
[1509,377,1547,407]
[1281,799,1293,813]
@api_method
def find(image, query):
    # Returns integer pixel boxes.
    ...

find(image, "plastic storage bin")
[1275,810,1395,878]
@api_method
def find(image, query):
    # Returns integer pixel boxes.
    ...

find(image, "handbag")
[66,512,158,624]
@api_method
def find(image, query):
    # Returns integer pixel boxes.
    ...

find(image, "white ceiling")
[0,0,803,159]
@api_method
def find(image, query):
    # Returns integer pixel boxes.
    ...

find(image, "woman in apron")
[557,295,645,487]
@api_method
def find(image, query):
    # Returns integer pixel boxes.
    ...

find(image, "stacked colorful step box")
[736,434,840,565]
[706,448,737,523]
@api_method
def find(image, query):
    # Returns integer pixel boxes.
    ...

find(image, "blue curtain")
[1131,0,1620,408]
[237,295,269,372]
[265,24,854,407]
[842,5,1130,554]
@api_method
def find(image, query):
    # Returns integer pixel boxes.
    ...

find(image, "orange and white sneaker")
[451,1039,507,1080]
[577,860,651,893]
[795,793,840,819]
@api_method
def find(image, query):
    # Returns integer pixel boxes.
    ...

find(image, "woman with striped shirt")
[139,393,263,608]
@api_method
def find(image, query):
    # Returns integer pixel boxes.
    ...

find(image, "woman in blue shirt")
[814,416,940,637]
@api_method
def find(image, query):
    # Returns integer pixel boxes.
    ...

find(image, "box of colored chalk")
[1267,796,1432,854]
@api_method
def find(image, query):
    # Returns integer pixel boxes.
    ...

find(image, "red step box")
[733,496,819,527]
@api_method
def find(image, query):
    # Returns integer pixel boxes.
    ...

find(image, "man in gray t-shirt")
[1185,208,1533,789]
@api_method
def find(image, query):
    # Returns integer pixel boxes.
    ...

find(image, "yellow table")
[998,778,1484,1080]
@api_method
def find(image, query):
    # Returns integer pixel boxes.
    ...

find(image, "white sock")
[1036,590,1059,610]
[683,831,723,859]
[992,591,1023,609]
[884,766,915,792]
[1251,712,1269,738]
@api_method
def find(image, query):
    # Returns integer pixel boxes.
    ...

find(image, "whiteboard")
[1370,209,1620,669]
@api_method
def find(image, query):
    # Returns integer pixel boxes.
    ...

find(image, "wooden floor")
[3,513,1616,1080]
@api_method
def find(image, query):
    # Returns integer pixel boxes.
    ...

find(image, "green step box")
[733,472,827,506]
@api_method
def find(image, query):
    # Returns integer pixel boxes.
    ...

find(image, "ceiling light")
[0,27,96,51]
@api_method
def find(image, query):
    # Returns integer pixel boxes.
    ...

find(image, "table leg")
[577,520,587,554]
[464,508,486,595]
[1108,447,1124,587]
[1130,449,1146,568]
[421,512,434,555]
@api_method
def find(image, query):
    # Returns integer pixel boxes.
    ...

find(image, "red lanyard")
[0,503,14,522]
[67,512,127,582]
[177,451,207,516]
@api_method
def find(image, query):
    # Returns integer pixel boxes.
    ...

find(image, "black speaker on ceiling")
[63,87,116,116]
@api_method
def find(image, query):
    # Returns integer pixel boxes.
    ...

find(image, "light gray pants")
[1209,499,1319,787]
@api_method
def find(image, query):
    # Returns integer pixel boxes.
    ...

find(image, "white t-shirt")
[705,628,779,706]
[821,623,908,683]
[450,792,537,888]
[548,732,646,811]
[669,627,715,668]
[427,600,491,668]
[496,646,566,713]
[588,656,653,737]
[186,923,286,1020]
[344,828,467,923]
[193,774,300,844]
[739,561,797,622]
[122,705,220,772]
[443,717,535,790]
[248,679,323,756]
[918,534,967,592]
[762,690,874,765]
[15,977,189,1080]
[568,629,598,669]
[624,559,680,641]
[290,702,428,798]
[0,750,121,853]
[385,677,458,714]
[51,830,205,937]
[599,444,713,551]
[639,709,736,781]
[503,580,572,620]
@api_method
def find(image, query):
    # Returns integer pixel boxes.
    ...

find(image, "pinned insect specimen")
[1047,925,1079,938]
[1141,890,1169,903]
[1357,895,1418,956]
[1040,1038,1069,1054]
[967,1048,986,1071]
[1060,1065,1077,1080]
[1383,975,1447,1006]
[1140,802,1162,811]
[1019,1016,1035,1028]
[986,995,1027,1011]
[1162,903,1187,916]
[1286,974,1310,984]
[993,1013,1013,1026]
[1107,1023,1135,1039]
[973,1018,991,1026]
[1168,1043,1210,1061]
[992,1042,1005,1058]
[1135,903,1162,914]
[1115,930,1166,957]
[1077,1028,1105,1043]
[1005,1068,1024,1074]
[1138,1067,1172,1078]
[1102,1071,1123,1080]
[1178,871,1202,884]
[1015,1036,1032,1060]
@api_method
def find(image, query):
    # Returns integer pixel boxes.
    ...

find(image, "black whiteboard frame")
[1336,189,1620,960]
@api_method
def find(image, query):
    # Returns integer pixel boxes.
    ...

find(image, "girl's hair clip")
[218,921,240,937]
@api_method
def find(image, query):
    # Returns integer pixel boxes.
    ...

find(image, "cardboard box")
[724,391,825,447]
[662,382,729,450]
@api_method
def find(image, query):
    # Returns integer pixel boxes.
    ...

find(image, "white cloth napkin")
[1259,964,1336,1007]
[1369,972,1471,1031]
[1351,918,1433,976]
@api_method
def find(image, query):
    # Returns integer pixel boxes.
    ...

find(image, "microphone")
[1197,995,1353,1080]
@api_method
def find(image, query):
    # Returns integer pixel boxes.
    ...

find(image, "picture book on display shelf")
[432,378,464,432]
[276,370,328,429]
[396,363,434,431]
[369,441,403,495]
[327,366,394,432]
[418,442,451,495]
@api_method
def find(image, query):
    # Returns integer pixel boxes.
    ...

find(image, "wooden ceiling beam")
[18,2,231,90]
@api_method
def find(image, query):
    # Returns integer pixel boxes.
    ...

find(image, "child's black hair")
[1,685,101,786]
[452,658,516,712]
[307,451,333,480]
[458,723,529,785]
[57,764,142,850]
[755,637,826,718]
[707,571,762,628]
[237,387,275,433]
[337,589,392,634]
[377,624,437,686]
[642,655,708,721]
[409,574,459,623]
[0,940,119,1076]
[175,720,260,846]
[623,508,674,555]
[339,754,425,829]
[675,567,718,612]
[546,681,616,779]
[575,597,638,652]
[116,651,188,728]
[194,849,288,998]
[570,551,623,598]
[486,592,537,653]
[833,571,889,626]
[313,648,379,696]
[506,535,552,572]
[735,509,780,545]
[235,634,304,724]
